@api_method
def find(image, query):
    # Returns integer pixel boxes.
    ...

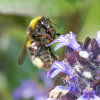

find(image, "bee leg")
[49,37,54,43]
[48,47,57,60]
[56,33,61,36]
[44,63,50,71]
[34,42,40,47]
[38,34,53,44]
[41,34,47,39]
[32,34,47,39]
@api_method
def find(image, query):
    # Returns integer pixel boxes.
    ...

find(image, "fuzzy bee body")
[29,17,56,44]
[18,17,59,70]
[27,41,54,70]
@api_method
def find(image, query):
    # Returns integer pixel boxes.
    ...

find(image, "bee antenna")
[51,21,61,29]
[51,21,66,33]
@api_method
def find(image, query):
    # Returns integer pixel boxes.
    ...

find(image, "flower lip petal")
[69,83,81,97]
[46,35,70,47]
[58,85,68,90]
[47,59,76,79]
[49,69,64,78]
[54,43,68,51]
[47,60,65,78]
[46,32,81,51]
[49,60,65,71]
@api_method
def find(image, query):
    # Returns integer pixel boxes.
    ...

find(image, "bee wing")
[18,35,30,65]
[18,42,27,65]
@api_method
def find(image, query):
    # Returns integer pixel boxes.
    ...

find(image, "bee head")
[29,17,57,40]
[39,17,55,35]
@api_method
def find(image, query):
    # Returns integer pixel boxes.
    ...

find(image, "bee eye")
[41,21,44,25]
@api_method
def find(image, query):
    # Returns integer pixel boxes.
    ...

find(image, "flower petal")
[69,83,81,97]
[50,69,64,78]
[49,60,65,73]
[46,32,81,51]
[58,85,68,90]
[46,35,69,47]
[54,43,68,51]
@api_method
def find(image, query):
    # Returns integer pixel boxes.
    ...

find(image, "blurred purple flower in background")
[13,80,36,99]
[38,70,54,90]
[12,70,54,100]
[12,79,48,100]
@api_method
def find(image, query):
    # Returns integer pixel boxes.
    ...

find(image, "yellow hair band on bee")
[26,39,32,47]
[30,16,42,30]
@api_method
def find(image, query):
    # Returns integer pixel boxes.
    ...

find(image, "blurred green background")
[0,0,100,100]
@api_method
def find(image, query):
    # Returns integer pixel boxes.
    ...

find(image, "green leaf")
[0,0,82,17]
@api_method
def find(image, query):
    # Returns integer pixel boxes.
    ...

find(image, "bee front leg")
[56,33,61,36]
[48,47,57,60]
[44,63,50,71]
[41,34,54,44]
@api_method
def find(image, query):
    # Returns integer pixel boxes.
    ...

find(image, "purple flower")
[38,70,54,90]
[77,88,100,100]
[96,31,100,48]
[48,84,81,99]
[64,80,81,97]
[47,60,75,78]
[48,85,69,99]
[69,83,81,97]
[46,32,81,51]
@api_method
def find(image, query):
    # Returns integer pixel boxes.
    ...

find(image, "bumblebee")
[18,17,59,70]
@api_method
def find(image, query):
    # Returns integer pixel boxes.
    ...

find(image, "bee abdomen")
[37,48,54,69]
[38,52,54,66]
[27,41,55,70]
